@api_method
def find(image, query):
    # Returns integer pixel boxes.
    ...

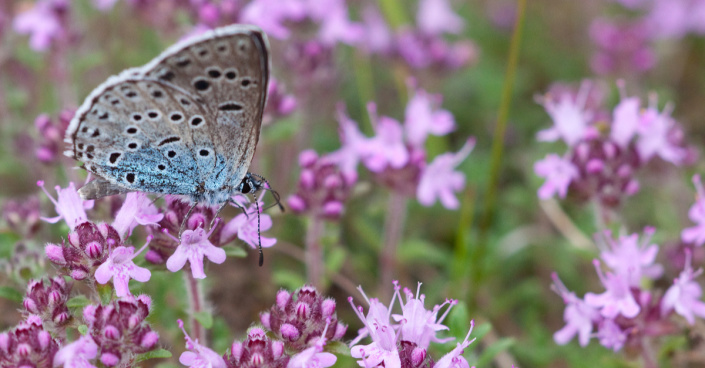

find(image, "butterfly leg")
[209,201,229,231]
[179,203,198,237]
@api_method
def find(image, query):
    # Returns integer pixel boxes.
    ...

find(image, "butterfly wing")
[65,25,270,204]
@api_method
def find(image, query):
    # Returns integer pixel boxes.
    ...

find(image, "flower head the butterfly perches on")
[63,25,283,265]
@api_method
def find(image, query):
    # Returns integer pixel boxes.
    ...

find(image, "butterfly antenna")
[254,194,264,267]
[250,173,284,212]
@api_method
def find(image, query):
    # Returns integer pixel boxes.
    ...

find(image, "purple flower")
[661,250,705,325]
[682,175,705,246]
[635,102,686,165]
[316,0,363,46]
[360,5,393,54]
[220,200,276,250]
[417,138,474,209]
[0,315,59,367]
[23,277,72,326]
[596,318,627,352]
[53,335,98,368]
[286,318,337,368]
[94,236,153,298]
[537,81,596,146]
[417,0,465,36]
[3,196,41,237]
[38,181,94,230]
[224,327,289,368]
[391,282,456,349]
[610,96,641,148]
[12,0,66,51]
[348,287,401,368]
[363,111,409,172]
[534,154,579,200]
[239,0,305,39]
[177,319,226,368]
[589,18,655,76]
[552,273,600,346]
[111,192,163,239]
[404,87,456,147]
[328,106,370,177]
[599,228,663,286]
[433,321,475,368]
[584,260,640,319]
[164,224,226,279]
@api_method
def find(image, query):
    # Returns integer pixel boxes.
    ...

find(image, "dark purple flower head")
[398,340,434,368]
[45,221,120,280]
[83,296,159,366]
[23,277,72,326]
[287,150,354,220]
[260,285,347,351]
[589,18,655,76]
[0,315,59,368]
[3,196,41,237]
[224,327,289,368]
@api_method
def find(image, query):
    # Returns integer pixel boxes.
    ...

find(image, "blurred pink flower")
[38,181,94,230]
[417,138,475,209]
[596,319,627,352]
[552,273,601,347]
[404,87,456,147]
[329,106,370,176]
[635,102,686,165]
[433,321,475,368]
[589,18,655,76]
[316,0,363,46]
[363,113,409,173]
[585,260,640,319]
[537,81,596,146]
[662,250,705,325]
[220,201,276,249]
[417,0,465,36]
[682,175,705,246]
[13,0,66,51]
[648,0,705,39]
[53,335,98,368]
[534,154,579,200]
[177,319,226,368]
[599,228,663,286]
[610,96,641,148]
[361,5,393,54]
[164,224,226,279]
[95,237,152,297]
[348,287,401,368]
[92,0,119,11]
[240,0,305,39]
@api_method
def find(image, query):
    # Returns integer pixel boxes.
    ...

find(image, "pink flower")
[53,335,98,368]
[596,319,627,352]
[661,250,705,325]
[433,321,475,368]
[328,105,370,177]
[13,0,65,52]
[417,0,465,36]
[349,287,401,368]
[635,103,686,165]
[177,319,226,368]
[417,138,475,209]
[599,228,663,286]
[537,81,595,146]
[94,236,152,298]
[391,282,456,349]
[534,154,579,200]
[610,96,641,148]
[360,5,393,54]
[552,273,600,347]
[239,0,305,39]
[363,112,409,172]
[112,192,163,239]
[92,0,119,11]
[38,181,93,230]
[682,175,705,246]
[316,0,363,46]
[584,260,640,319]
[165,225,226,279]
[404,87,456,147]
[220,201,276,250]
[287,318,337,368]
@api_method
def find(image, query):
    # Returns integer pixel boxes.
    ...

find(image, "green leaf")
[273,269,306,291]
[78,325,88,335]
[397,239,449,266]
[67,295,91,309]
[222,245,247,258]
[476,337,515,367]
[325,341,351,357]
[97,283,113,305]
[447,301,470,340]
[324,247,346,273]
[193,311,214,329]
[135,348,172,362]
[262,117,300,142]
[0,286,23,302]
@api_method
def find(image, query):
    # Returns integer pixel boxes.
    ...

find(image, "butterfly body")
[65,25,270,206]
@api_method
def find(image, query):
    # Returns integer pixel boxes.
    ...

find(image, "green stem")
[379,192,408,300]
[474,0,527,292]
[183,270,205,343]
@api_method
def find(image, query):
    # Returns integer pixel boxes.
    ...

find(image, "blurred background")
[2,0,705,367]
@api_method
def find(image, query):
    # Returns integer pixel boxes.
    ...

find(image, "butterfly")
[64,25,278,264]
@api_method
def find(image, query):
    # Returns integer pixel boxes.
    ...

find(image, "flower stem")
[305,215,325,289]
[379,191,408,299]
[183,270,205,343]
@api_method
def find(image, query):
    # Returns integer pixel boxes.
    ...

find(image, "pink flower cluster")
[553,227,705,352]
[348,281,475,368]
[534,81,692,207]
[177,285,346,368]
